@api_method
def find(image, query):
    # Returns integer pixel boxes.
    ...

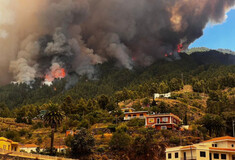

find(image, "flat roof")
[146,113,182,121]
[124,111,148,114]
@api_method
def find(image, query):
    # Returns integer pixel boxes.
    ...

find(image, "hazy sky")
[189,9,235,51]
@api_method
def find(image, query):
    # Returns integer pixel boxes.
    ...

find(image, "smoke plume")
[0,0,234,85]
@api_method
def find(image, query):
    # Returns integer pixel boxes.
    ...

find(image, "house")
[166,136,235,160]
[20,144,38,153]
[145,113,182,130]
[37,110,47,119]
[66,130,80,137]
[0,137,19,151]
[54,145,68,153]
[121,108,135,113]
[154,92,171,99]
[124,111,149,120]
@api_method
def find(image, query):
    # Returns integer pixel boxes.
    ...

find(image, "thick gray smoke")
[0,0,235,85]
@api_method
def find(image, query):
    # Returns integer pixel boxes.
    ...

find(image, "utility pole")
[233,120,235,137]
[181,73,184,85]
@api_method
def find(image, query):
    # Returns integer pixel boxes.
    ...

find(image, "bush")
[169,136,180,145]
[127,118,145,127]
[19,129,28,136]
[109,131,131,151]
[107,124,117,132]
[5,130,21,142]
[97,146,105,153]
[32,121,44,129]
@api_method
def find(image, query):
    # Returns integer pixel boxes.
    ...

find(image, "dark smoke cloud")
[0,0,234,85]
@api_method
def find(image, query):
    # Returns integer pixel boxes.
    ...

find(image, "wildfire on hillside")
[44,63,66,85]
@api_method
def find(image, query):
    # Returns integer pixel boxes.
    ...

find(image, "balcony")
[124,116,145,120]
[180,157,197,160]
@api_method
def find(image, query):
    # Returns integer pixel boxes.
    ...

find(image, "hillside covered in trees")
[0,50,234,159]
[0,50,234,109]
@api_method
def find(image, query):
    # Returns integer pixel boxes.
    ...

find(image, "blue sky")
[189,9,235,51]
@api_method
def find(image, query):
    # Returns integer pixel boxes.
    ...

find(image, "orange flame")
[45,67,66,82]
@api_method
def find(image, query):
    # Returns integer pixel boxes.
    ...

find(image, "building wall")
[20,147,37,153]
[195,149,209,160]
[0,141,11,151]
[146,116,181,128]
[227,141,235,148]
[166,149,197,160]
[209,151,231,160]
[124,112,148,120]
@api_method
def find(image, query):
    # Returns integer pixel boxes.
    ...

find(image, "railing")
[124,116,145,120]
[180,156,197,160]
[0,148,74,160]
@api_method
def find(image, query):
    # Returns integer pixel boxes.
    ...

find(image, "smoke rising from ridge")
[0,0,234,85]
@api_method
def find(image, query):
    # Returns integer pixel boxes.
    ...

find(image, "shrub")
[107,124,117,132]
[127,118,145,127]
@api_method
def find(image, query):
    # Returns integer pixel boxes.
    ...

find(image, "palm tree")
[44,103,63,155]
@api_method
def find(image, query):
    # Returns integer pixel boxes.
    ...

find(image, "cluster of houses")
[122,107,235,159]
[0,137,67,154]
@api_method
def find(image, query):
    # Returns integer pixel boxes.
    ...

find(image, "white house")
[154,92,171,99]
[20,144,38,153]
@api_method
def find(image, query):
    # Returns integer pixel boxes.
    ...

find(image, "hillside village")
[0,82,234,159]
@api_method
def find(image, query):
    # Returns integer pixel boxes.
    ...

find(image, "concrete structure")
[124,111,148,120]
[145,113,182,130]
[166,136,235,160]
[154,92,171,99]
[0,137,19,152]
[20,144,38,153]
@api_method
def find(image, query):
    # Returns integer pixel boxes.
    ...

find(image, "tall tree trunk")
[50,127,55,155]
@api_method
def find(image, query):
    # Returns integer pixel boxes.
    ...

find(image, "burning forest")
[0,0,235,87]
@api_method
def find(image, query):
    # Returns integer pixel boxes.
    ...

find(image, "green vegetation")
[0,51,234,159]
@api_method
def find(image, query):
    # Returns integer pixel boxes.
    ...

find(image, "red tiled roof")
[209,147,235,152]
[202,136,235,143]
[146,113,182,121]
[181,146,196,149]
[20,144,38,148]
[54,145,68,149]
[124,111,148,114]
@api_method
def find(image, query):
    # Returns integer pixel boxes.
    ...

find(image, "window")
[168,153,172,159]
[161,126,167,130]
[214,153,219,159]
[140,114,143,117]
[212,144,218,147]
[162,117,168,122]
[221,154,226,159]
[175,152,178,158]
[128,115,131,117]
[200,151,206,157]
[157,118,160,124]
[133,114,136,117]
[232,144,234,147]
[148,118,154,123]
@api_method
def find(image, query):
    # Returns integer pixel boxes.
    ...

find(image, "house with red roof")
[145,113,182,130]
[166,136,235,160]
[20,144,39,153]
